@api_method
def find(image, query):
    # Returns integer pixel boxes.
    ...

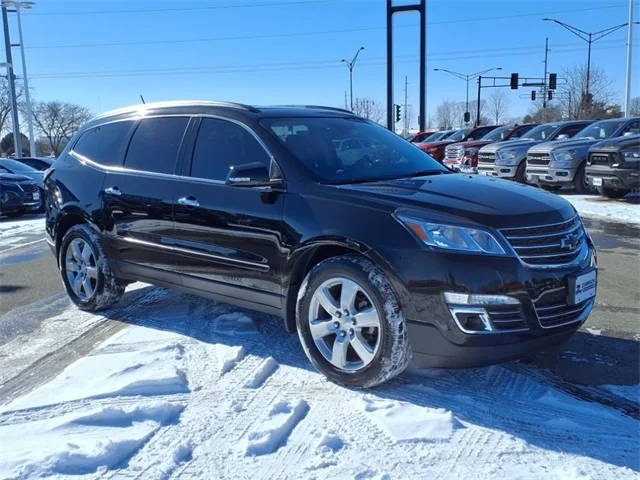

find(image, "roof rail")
[93,100,260,120]
[279,105,354,114]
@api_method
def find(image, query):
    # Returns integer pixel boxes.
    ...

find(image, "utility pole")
[403,75,408,135]
[624,0,634,117]
[341,46,364,111]
[1,5,21,158]
[344,91,348,110]
[542,38,549,110]
[7,1,36,157]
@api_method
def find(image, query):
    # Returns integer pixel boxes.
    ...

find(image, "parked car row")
[0,157,53,218]
[413,117,640,198]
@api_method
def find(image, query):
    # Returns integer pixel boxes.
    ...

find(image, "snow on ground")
[562,194,639,225]
[0,287,638,479]
[0,215,45,250]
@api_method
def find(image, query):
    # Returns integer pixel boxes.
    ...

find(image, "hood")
[337,173,575,229]
[480,139,538,153]
[0,172,33,182]
[530,137,599,153]
[589,134,640,152]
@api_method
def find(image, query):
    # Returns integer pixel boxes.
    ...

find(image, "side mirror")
[623,131,634,137]
[556,134,570,140]
[226,162,279,187]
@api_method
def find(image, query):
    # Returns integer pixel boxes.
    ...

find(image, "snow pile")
[0,216,45,248]
[562,194,639,225]
[0,402,183,478]
[244,399,310,456]
[359,396,459,442]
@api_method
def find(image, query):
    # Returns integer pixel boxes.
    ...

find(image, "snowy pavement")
[561,194,639,225]
[0,287,638,479]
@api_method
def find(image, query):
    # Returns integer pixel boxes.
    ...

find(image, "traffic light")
[549,73,557,90]
[531,90,536,101]
[510,73,519,89]
[463,111,471,123]
[395,104,401,123]
[548,90,553,100]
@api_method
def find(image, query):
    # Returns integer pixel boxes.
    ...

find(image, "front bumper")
[586,165,639,190]
[381,243,596,368]
[478,164,518,178]
[526,165,577,185]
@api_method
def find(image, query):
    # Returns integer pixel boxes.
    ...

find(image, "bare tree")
[629,96,640,116]
[487,90,509,124]
[352,98,384,124]
[33,101,91,155]
[557,64,614,119]
[0,77,23,139]
[435,101,456,129]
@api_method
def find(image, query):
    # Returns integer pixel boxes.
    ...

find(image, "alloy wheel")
[308,277,381,371]
[65,238,98,300]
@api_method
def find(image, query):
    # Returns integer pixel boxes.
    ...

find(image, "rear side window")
[189,118,270,181]
[125,117,189,174]
[73,121,134,167]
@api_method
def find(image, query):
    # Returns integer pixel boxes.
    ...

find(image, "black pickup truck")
[586,134,640,198]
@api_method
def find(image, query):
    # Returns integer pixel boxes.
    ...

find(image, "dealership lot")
[0,194,638,479]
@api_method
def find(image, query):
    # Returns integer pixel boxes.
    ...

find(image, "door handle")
[178,196,200,207]
[104,186,121,196]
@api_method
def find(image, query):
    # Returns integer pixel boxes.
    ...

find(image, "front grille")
[486,306,528,332]
[527,152,551,166]
[500,216,585,266]
[19,182,37,194]
[444,145,463,163]
[478,152,496,164]
[534,297,592,328]
[588,153,611,166]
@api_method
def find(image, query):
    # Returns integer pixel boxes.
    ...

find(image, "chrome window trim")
[69,113,281,184]
[118,236,270,270]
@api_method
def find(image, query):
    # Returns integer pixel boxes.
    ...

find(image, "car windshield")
[447,128,470,141]
[0,159,38,172]
[574,120,625,140]
[262,116,448,184]
[421,131,446,142]
[521,124,559,141]
[481,126,510,141]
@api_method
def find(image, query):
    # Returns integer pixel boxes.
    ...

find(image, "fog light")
[449,307,493,334]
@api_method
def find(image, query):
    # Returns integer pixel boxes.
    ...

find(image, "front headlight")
[396,215,506,254]
[621,150,640,162]
[551,150,576,167]
[496,149,520,165]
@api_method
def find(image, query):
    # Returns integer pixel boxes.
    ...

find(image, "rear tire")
[597,186,629,199]
[59,224,125,311]
[296,254,411,388]
[514,162,526,183]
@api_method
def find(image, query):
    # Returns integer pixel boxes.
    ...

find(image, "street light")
[341,46,364,112]
[433,67,502,124]
[543,17,640,113]
[3,0,36,157]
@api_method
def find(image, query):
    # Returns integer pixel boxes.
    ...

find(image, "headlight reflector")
[496,149,519,165]
[396,216,506,254]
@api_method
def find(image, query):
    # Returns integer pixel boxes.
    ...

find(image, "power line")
[21,0,334,16]
[30,43,636,80]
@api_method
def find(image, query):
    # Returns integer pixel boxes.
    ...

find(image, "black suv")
[45,101,597,387]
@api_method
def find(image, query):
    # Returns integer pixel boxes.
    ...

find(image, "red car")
[408,130,438,143]
[443,123,538,172]
[417,125,500,162]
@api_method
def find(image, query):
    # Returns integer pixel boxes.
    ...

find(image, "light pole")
[543,17,639,114]
[341,46,364,112]
[3,1,35,157]
[624,0,635,117]
[433,67,502,124]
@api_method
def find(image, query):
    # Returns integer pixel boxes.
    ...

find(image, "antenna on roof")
[139,95,146,104]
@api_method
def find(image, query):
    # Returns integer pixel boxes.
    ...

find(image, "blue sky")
[9,0,639,128]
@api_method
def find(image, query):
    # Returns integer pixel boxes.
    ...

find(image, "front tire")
[572,164,592,194]
[59,224,125,311]
[296,254,411,388]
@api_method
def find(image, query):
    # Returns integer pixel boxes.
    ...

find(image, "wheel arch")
[54,207,98,264]
[283,238,405,333]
